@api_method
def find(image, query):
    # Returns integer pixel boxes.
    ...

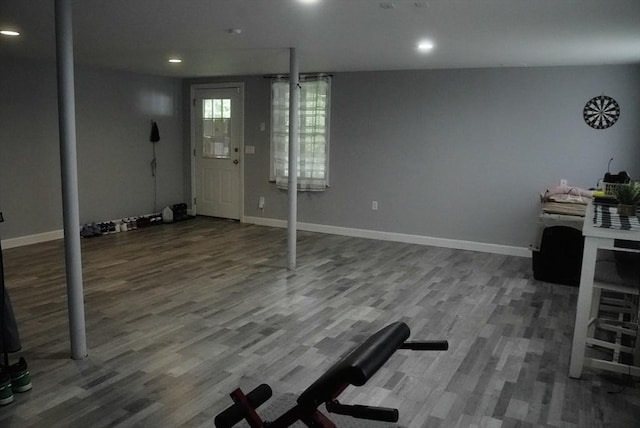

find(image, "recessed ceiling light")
[0,30,20,37]
[168,58,182,63]
[226,28,243,35]
[298,0,320,4]
[417,40,434,52]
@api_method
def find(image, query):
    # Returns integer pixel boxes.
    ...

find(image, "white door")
[193,87,242,219]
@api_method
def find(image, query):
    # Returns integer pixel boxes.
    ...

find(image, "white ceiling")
[1,0,639,78]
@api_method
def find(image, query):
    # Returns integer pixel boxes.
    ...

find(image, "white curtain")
[271,76,330,191]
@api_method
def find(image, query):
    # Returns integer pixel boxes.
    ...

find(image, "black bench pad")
[297,322,410,408]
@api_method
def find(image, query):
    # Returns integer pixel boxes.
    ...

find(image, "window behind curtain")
[270,76,331,191]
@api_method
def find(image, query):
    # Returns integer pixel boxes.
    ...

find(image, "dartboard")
[583,95,620,129]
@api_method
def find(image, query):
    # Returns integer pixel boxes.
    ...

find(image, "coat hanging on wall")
[150,121,160,212]
[150,121,160,143]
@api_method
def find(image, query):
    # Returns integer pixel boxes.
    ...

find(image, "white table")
[569,201,640,378]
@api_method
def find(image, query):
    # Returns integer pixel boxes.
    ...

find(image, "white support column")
[287,48,300,271]
[55,0,87,360]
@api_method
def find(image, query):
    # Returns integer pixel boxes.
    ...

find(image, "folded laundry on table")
[541,202,587,217]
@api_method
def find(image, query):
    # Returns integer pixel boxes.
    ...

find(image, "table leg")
[569,237,599,378]
[587,287,601,341]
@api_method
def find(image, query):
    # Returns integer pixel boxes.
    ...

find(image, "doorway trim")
[190,82,245,221]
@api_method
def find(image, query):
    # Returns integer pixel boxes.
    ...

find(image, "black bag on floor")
[172,203,188,222]
[532,226,585,287]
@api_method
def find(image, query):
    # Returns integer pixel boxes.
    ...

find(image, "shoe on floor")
[9,358,32,393]
[0,369,14,405]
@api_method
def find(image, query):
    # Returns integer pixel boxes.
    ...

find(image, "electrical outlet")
[372,201,378,211]
[560,179,568,186]
[258,196,265,209]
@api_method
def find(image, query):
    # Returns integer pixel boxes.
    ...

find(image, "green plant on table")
[614,181,640,206]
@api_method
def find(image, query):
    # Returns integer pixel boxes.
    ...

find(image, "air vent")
[379,2,396,9]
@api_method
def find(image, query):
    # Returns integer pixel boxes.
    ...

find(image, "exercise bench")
[214,321,448,428]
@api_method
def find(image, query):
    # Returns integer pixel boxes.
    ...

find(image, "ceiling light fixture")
[168,58,182,63]
[298,0,320,4]
[417,40,434,52]
[0,30,20,36]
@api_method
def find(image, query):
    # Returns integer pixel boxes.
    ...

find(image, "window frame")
[269,76,331,190]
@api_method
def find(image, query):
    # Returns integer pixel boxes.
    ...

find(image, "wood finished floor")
[0,217,638,428]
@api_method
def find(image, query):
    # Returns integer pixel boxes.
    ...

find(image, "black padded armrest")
[297,322,410,408]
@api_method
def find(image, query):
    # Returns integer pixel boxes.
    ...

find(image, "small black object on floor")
[172,203,189,222]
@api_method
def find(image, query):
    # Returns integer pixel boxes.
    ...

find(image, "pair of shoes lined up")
[0,358,32,406]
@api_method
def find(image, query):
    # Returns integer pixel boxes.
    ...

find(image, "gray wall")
[0,56,184,239]
[185,65,640,248]
[2,59,638,249]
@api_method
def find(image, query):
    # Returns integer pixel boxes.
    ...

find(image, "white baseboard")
[1,230,64,249]
[243,216,531,258]
[3,218,531,258]
[243,216,288,229]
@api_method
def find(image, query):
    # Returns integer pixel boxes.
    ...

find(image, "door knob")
[233,159,239,164]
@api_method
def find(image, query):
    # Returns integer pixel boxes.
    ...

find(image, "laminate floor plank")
[0,217,638,427]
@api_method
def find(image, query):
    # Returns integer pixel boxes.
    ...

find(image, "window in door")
[202,98,231,159]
